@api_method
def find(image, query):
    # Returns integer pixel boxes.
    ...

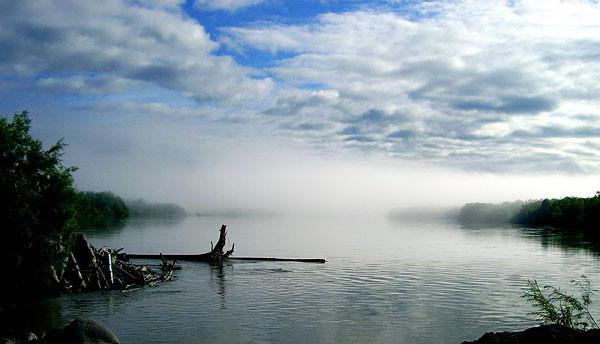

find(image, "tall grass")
[523,276,599,330]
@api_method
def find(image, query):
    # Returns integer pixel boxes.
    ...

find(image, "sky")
[1,0,599,215]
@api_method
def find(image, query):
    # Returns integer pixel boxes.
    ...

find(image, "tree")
[74,191,129,228]
[0,111,77,296]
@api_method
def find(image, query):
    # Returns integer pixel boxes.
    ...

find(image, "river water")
[30,216,600,343]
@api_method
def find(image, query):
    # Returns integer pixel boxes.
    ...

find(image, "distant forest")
[126,199,187,218]
[458,193,600,230]
[74,192,187,228]
[74,191,129,228]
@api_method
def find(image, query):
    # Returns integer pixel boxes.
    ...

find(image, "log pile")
[54,234,178,292]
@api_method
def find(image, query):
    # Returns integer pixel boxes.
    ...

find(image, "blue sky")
[1,0,599,212]
[189,0,432,68]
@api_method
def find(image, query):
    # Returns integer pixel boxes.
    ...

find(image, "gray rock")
[48,318,119,344]
[23,332,37,342]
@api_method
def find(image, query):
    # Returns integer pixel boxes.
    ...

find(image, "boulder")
[47,318,119,344]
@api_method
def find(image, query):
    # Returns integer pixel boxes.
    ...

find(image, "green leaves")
[73,191,129,229]
[1,111,78,295]
[523,276,599,330]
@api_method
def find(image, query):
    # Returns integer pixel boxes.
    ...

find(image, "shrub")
[523,276,599,330]
[0,111,77,295]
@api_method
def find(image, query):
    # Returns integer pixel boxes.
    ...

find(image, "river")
[28,215,600,343]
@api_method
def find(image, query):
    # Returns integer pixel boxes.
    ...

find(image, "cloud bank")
[1,0,600,212]
[223,0,600,173]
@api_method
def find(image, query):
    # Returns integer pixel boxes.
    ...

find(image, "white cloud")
[0,0,273,104]
[222,0,600,173]
[2,0,600,175]
[194,0,265,11]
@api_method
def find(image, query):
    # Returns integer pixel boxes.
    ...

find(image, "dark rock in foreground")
[463,324,600,344]
[1,318,119,344]
[47,318,119,344]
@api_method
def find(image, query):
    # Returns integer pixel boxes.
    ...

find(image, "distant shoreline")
[457,193,600,231]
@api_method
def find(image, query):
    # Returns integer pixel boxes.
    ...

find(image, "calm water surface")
[35,216,600,343]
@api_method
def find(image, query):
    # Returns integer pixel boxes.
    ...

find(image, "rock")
[463,324,600,344]
[47,318,119,344]
[23,332,38,342]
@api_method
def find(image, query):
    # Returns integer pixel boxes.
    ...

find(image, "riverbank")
[457,193,600,230]
[463,324,600,343]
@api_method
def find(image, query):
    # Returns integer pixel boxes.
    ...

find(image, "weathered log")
[128,224,326,264]
[228,257,326,263]
[213,224,228,253]
[58,235,178,293]
[64,253,87,291]
[94,257,109,290]
[106,251,114,287]
[114,262,137,283]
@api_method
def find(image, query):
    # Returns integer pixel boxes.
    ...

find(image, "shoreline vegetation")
[0,112,187,302]
[74,192,188,229]
[458,196,600,342]
[457,193,600,231]
[2,111,210,342]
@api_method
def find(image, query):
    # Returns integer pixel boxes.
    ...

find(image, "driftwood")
[128,224,234,264]
[56,234,179,293]
[127,224,326,264]
[53,224,323,294]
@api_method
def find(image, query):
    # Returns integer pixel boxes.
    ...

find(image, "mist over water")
[65,133,597,217]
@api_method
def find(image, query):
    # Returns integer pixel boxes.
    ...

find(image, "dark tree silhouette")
[0,111,78,295]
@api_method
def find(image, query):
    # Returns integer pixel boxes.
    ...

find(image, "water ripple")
[43,217,600,344]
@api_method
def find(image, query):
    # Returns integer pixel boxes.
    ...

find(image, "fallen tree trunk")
[127,224,326,264]
[127,254,326,263]
[229,257,326,263]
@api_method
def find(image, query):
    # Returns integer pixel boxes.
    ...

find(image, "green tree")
[0,111,77,296]
[74,191,129,228]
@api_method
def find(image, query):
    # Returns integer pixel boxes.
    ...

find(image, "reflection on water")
[28,216,600,343]
[77,217,186,239]
[458,221,600,258]
[210,263,230,309]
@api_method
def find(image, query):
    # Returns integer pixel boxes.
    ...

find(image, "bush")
[0,111,77,295]
[523,276,599,330]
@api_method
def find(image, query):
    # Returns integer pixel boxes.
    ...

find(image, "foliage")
[73,191,129,228]
[458,194,600,230]
[0,111,77,294]
[457,201,524,226]
[126,199,186,218]
[523,276,599,330]
[513,195,600,229]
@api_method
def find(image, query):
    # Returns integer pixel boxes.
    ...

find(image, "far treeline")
[75,192,187,228]
[458,193,600,229]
